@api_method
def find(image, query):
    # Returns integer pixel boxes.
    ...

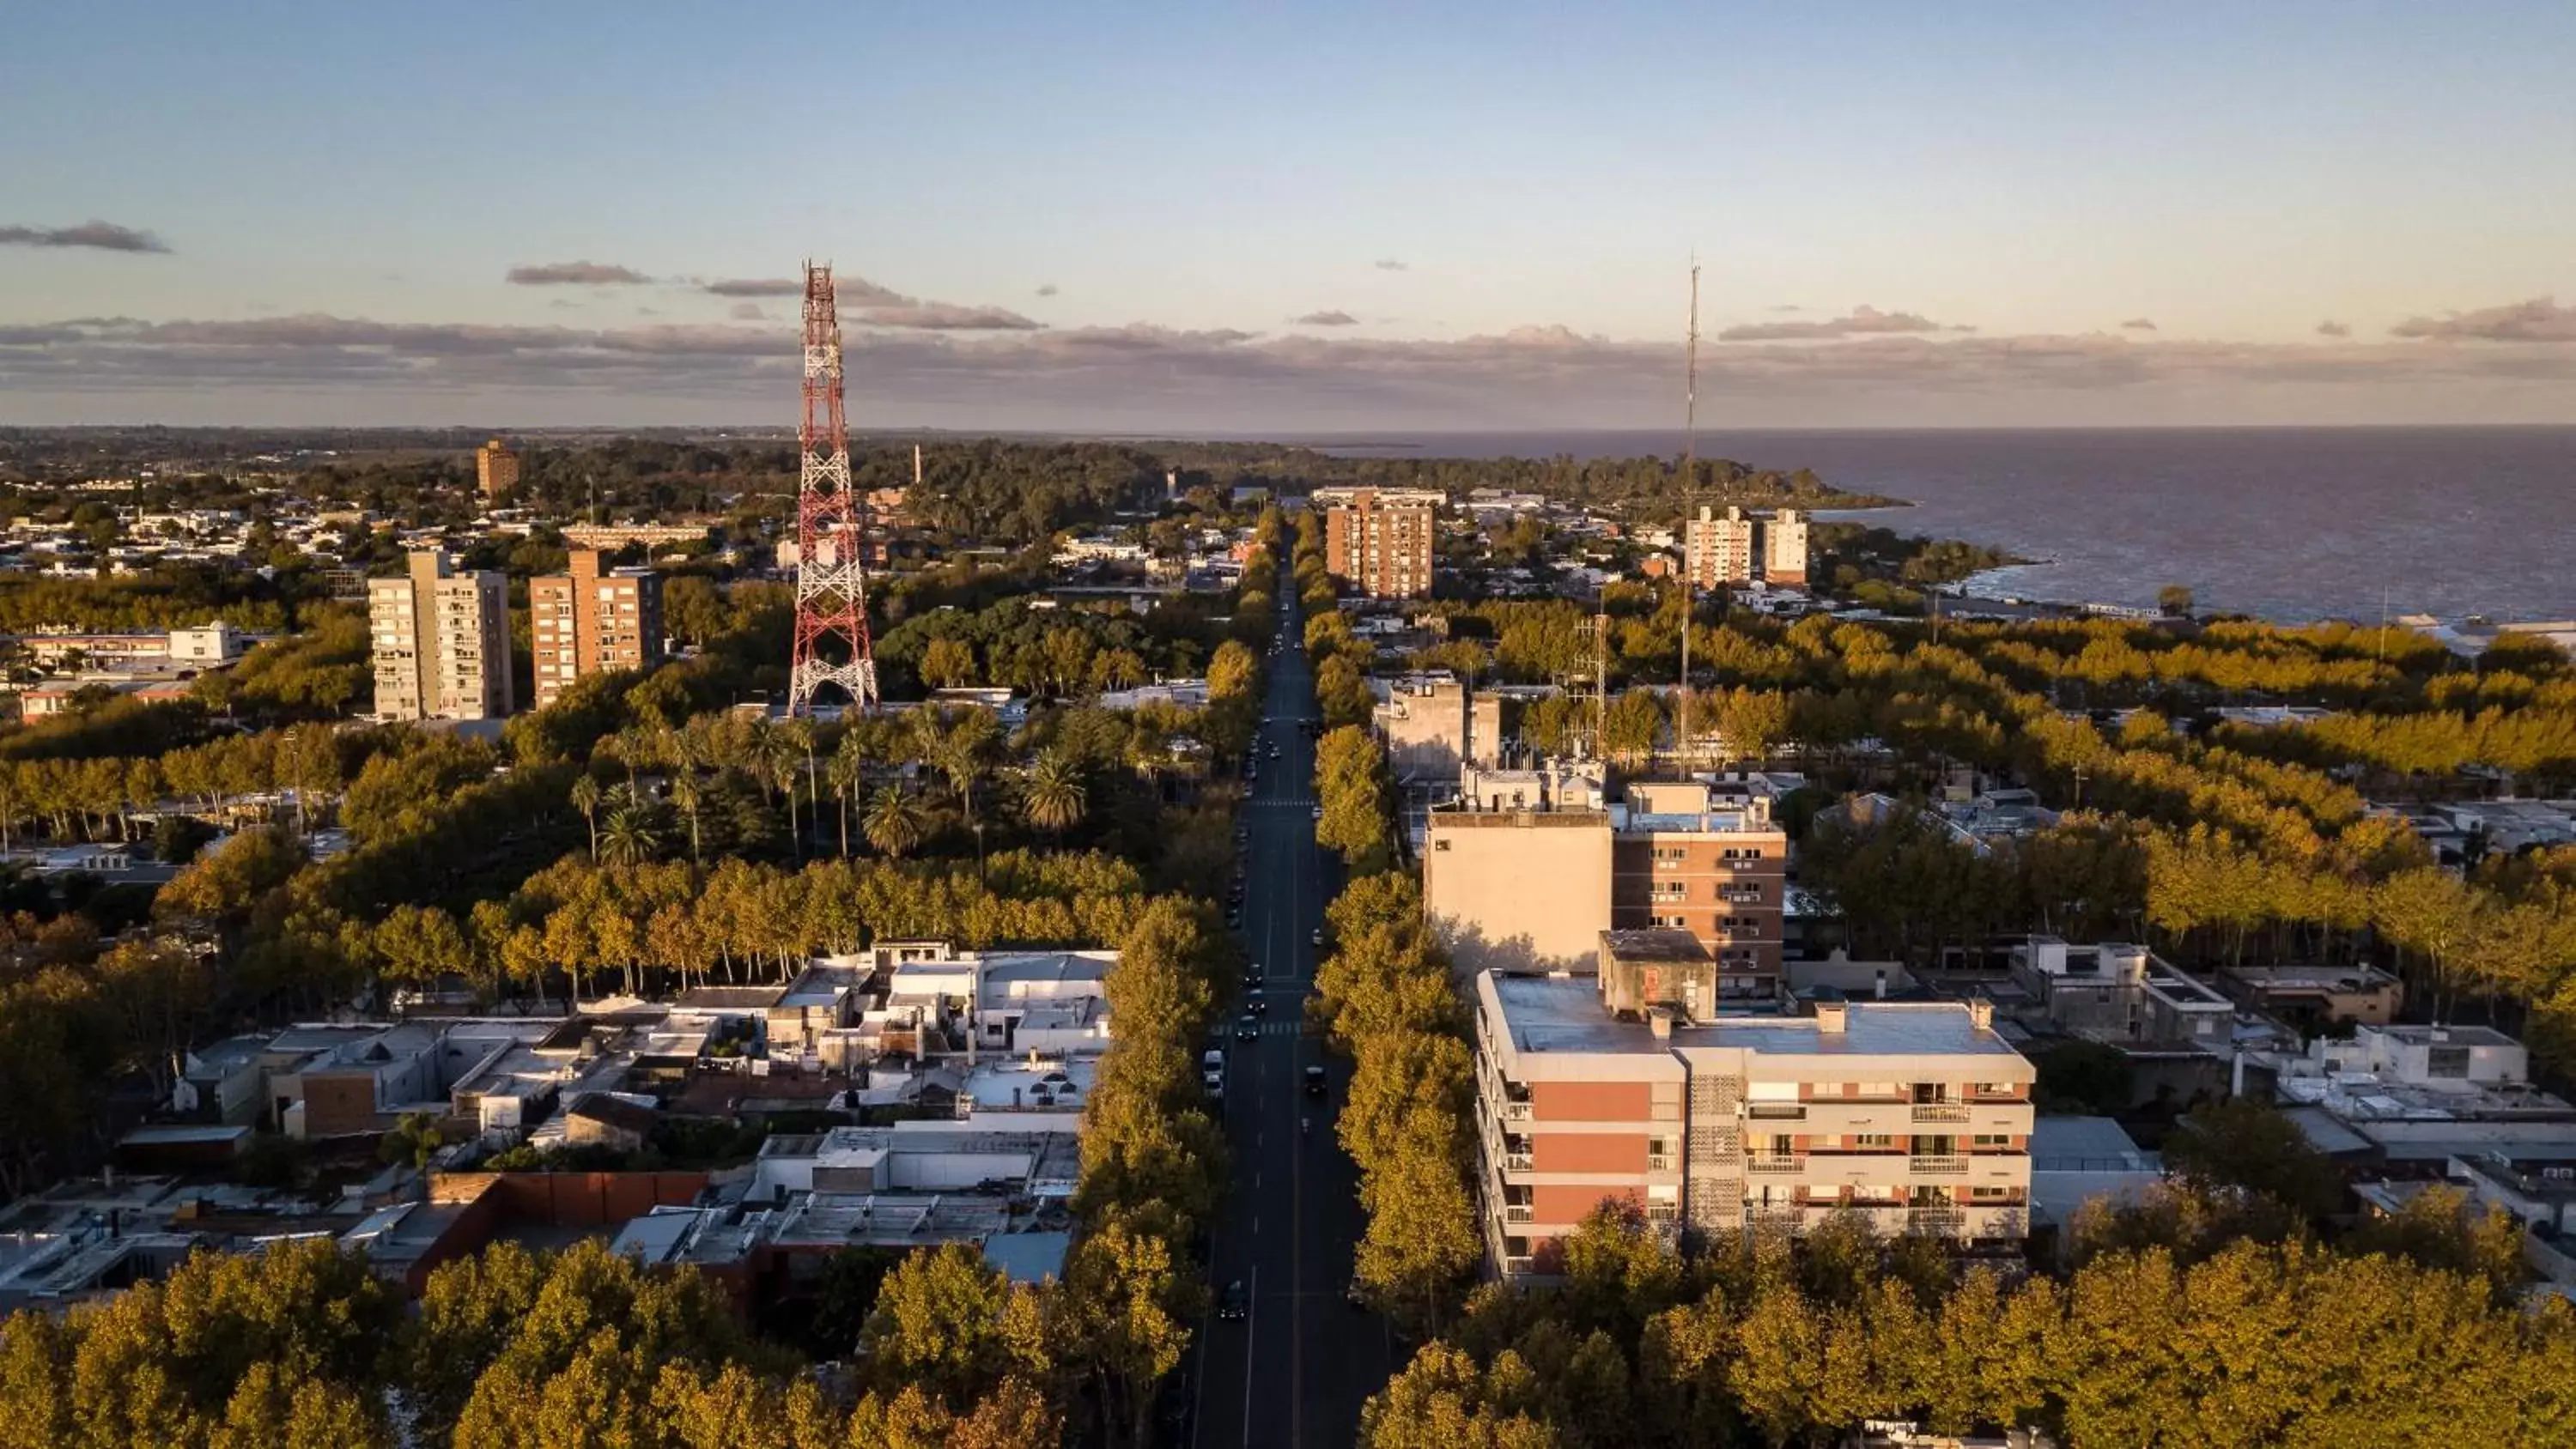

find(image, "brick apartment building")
[1472,947,2037,1277]
[1315,486,1441,597]
[475,439,520,503]
[531,548,667,709]
[368,550,513,722]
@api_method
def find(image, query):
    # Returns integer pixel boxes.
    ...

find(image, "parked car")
[1303,1065,1327,1097]
[1218,1281,1249,1319]
[1310,928,1324,947]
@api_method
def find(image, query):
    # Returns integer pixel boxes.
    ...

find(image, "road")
[1188,596,1398,1448]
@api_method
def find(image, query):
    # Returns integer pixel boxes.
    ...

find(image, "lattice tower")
[787,262,878,714]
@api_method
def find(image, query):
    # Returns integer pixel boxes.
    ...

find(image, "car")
[1236,1016,1259,1041]
[1225,911,1242,928]
[1234,828,1249,844]
[1310,804,1324,821]
[1303,1064,1327,1097]
[1310,928,1324,948]
[1248,993,1267,1016]
[1245,963,1261,982]
[1343,1276,1369,1310]
[1201,1070,1224,1099]
[1218,1280,1249,1320]
[1267,743,1281,759]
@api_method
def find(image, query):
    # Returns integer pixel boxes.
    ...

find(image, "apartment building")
[1613,780,1788,977]
[529,549,666,709]
[1473,962,2036,1277]
[368,551,512,722]
[1373,674,1502,782]
[1683,505,1757,589]
[475,439,520,502]
[1315,486,1441,597]
[1764,508,1810,585]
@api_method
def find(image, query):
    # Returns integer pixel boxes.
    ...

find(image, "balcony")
[1907,1208,1967,1234]
[1909,1155,1969,1175]
[1747,1154,1804,1173]
[1504,1204,1534,1225]
[1911,1104,1971,1124]
[1504,1152,1535,1173]
[1646,1155,1673,1173]
[1499,1100,1533,1123]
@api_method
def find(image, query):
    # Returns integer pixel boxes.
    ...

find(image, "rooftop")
[1482,973,2021,1060]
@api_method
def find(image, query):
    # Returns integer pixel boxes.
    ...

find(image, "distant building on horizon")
[530,549,665,710]
[370,551,512,722]
[475,439,520,503]
[1315,486,1440,598]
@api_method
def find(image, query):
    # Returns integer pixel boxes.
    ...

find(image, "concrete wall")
[1424,813,1613,977]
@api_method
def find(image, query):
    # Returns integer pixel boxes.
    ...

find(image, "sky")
[4,0,2575,430]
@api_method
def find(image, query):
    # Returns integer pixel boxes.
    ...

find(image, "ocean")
[1296,427,2576,624]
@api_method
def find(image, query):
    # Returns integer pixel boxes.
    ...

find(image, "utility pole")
[1677,256,1701,777]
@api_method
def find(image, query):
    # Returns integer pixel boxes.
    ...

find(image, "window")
[2427,1045,2471,1078]
[1851,1133,1896,1151]
[1971,1133,2014,1149]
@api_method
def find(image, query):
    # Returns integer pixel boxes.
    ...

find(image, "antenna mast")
[787,262,880,716]
[1677,257,1701,773]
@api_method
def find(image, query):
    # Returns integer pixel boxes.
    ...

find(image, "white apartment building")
[368,551,512,721]
[1473,969,2036,1278]
[1683,505,1757,589]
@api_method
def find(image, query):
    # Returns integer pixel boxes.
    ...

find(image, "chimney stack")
[1814,1001,1848,1034]
[1968,998,1995,1032]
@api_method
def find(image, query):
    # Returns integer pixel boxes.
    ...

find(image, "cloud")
[1374,258,1409,272]
[507,261,653,286]
[1719,305,1959,343]
[1293,310,1359,327]
[854,302,1042,331]
[701,277,802,298]
[2120,318,2158,331]
[2315,320,2351,338]
[0,221,170,253]
[11,310,2576,427]
[727,302,769,322]
[2390,297,2576,343]
[1036,283,1059,298]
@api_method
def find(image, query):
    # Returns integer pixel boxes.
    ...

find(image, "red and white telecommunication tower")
[787,262,878,715]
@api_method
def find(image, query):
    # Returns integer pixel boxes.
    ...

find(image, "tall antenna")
[787,262,879,716]
[1677,257,1702,775]
[1683,255,1701,482]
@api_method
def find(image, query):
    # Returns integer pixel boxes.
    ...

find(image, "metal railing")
[1747,1154,1805,1173]
[1909,1155,1969,1174]
[1911,1104,1971,1123]
[1646,1155,1673,1172]
[1504,1204,1533,1224]
[1504,1153,1534,1173]
[1499,1100,1533,1122]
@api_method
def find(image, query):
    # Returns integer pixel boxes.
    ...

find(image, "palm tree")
[863,784,925,859]
[1021,749,1089,837]
[924,707,999,826]
[766,721,812,859]
[668,772,704,864]
[570,773,603,859]
[598,802,662,868]
[827,731,869,858]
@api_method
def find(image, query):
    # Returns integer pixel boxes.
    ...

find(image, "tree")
[1020,749,1089,837]
[380,1110,446,1170]
[598,800,663,868]
[2158,583,2195,617]
[2164,1097,2346,1222]
[920,636,979,690]
[570,773,603,859]
[863,785,926,859]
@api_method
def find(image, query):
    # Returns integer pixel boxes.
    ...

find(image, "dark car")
[1218,1280,1249,1320]
[1343,1276,1369,1309]
[1236,1015,1259,1041]
[1303,1064,1327,1097]
[1248,992,1267,1016]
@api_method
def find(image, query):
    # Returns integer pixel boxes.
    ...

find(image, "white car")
[1310,804,1324,821]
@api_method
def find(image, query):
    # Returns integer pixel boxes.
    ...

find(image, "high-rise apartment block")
[1763,507,1809,585]
[475,439,520,503]
[1683,505,1758,588]
[1315,487,1441,597]
[1680,505,1808,590]
[1425,772,1786,979]
[368,552,513,721]
[1473,957,2035,1276]
[530,549,666,709]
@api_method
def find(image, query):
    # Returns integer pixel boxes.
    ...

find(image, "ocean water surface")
[1294,427,2576,623]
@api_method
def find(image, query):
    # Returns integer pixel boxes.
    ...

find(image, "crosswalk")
[1229,1020,1305,1039]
